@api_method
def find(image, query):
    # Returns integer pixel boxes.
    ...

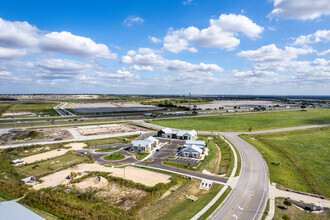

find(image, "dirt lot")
[33,164,171,190]
[72,176,148,211]
[0,128,73,145]
[77,124,148,136]
[68,102,163,113]
[20,143,86,164]
[183,100,295,110]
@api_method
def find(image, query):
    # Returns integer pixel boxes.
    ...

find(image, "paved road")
[209,133,269,220]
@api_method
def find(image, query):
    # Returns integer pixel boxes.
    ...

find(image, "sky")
[0,0,329,95]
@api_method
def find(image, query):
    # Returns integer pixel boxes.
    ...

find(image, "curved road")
[209,133,269,220]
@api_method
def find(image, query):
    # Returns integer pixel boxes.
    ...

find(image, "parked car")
[80,151,88,155]
[11,159,23,164]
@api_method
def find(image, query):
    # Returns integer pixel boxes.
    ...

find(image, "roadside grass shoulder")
[197,186,231,220]
[162,161,195,171]
[195,136,220,174]
[152,109,330,131]
[240,127,330,198]
[220,136,241,177]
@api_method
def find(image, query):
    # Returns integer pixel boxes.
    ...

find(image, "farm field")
[151,109,330,131]
[240,127,330,198]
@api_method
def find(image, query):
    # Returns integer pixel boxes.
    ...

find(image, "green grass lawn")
[103,154,125,161]
[274,198,330,220]
[163,161,196,171]
[95,147,121,153]
[130,151,150,160]
[17,152,92,178]
[152,109,330,131]
[241,127,330,198]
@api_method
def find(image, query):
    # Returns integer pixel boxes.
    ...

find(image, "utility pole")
[13,107,16,131]
[188,92,191,111]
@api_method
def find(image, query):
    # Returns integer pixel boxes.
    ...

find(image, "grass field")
[17,152,92,178]
[7,102,58,116]
[241,127,330,198]
[274,198,330,220]
[103,154,125,160]
[152,109,330,131]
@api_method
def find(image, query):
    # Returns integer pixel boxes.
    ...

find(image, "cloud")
[318,49,330,57]
[122,52,223,73]
[35,58,94,79]
[40,31,116,59]
[268,0,330,20]
[0,70,11,76]
[124,16,144,27]
[162,14,263,53]
[293,30,330,45]
[149,36,162,43]
[0,47,27,59]
[237,44,314,62]
[182,0,193,6]
[0,17,117,59]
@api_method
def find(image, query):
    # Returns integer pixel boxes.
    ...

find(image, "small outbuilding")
[21,176,37,185]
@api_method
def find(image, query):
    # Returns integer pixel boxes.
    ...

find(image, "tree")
[248,127,253,132]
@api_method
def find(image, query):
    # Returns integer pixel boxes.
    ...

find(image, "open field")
[138,178,223,220]
[68,102,164,113]
[21,171,179,219]
[17,151,93,178]
[4,102,58,116]
[19,143,86,164]
[274,198,330,220]
[241,127,330,198]
[152,109,330,131]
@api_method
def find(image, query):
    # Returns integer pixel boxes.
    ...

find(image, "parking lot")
[147,139,200,167]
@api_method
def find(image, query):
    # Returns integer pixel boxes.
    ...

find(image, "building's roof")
[131,140,151,147]
[185,140,205,146]
[0,201,45,220]
[181,145,203,154]
[161,128,172,133]
[177,130,197,137]
[146,136,159,143]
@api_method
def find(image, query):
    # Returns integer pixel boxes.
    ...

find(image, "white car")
[11,159,23,164]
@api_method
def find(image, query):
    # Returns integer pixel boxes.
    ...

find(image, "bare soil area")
[68,102,163,113]
[77,124,148,136]
[0,128,73,145]
[20,143,86,164]
[33,164,170,190]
